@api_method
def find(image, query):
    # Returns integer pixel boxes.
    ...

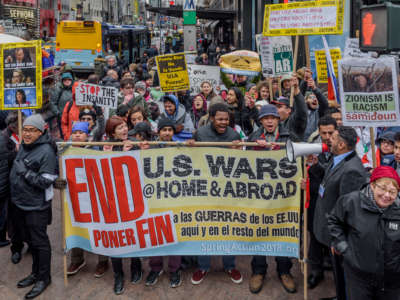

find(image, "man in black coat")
[10,114,58,299]
[313,126,368,300]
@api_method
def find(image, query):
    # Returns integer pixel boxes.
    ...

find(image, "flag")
[322,36,340,103]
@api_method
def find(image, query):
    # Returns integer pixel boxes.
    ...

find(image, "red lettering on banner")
[93,230,101,247]
[84,159,101,222]
[155,215,175,245]
[101,231,110,248]
[111,156,145,222]
[100,158,118,223]
[109,230,119,248]
[118,230,127,247]
[125,228,135,245]
[66,159,91,223]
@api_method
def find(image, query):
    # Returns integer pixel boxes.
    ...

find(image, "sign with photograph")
[0,40,42,110]
[263,0,344,36]
[338,56,400,127]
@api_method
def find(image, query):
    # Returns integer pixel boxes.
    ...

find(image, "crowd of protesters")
[0,42,399,300]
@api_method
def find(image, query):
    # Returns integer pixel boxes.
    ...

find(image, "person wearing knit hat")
[329,165,400,300]
[71,122,89,142]
[10,112,58,299]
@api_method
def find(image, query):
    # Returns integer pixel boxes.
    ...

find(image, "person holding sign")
[247,104,296,294]
[328,166,400,300]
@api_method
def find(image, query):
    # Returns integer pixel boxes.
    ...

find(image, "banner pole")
[56,141,286,147]
[370,127,377,169]
[290,35,300,107]
[278,77,282,97]
[269,77,274,102]
[304,36,311,69]
[303,159,309,300]
[17,110,22,141]
[58,155,68,287]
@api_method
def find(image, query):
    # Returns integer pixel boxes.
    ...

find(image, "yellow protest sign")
[263,0,344,36]
[0,40,42,110]
[156,53,190,92]
[315,48,341,83]
[219,50,261,76]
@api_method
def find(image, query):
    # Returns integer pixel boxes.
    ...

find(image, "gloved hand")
[54,178,67,190]
[14,160,27,176]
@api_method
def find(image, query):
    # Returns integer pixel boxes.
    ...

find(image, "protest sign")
[0,40,42,110]
[315,48,341,83]
[61,147,301,257]
[75,82,118,109]
[187,64,220,95]
[220,50,261,76]
[256,35,293,77]
[344,38,373,59]
[156,53,190,92]
[0,5,40,39]
[338,56,400,127]
[263,0,344,36]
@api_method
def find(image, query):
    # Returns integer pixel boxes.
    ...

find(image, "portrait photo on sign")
[4,68,36,88]
[340,60,394,93]
[3,46,35,68]
[3,87,36,108]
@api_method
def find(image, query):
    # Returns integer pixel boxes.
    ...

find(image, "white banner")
[75,82,118,109]
[187,64,220,96]
[338,56,400,127]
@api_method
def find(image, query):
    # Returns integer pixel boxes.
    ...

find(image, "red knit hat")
[370,166,400,187]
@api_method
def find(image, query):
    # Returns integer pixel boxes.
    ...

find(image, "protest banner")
[338,56,400,127]
[0,5,40,39]
[187,64,220,95]
[344,38,373,59]
[315,48,341,83]
[156,53,190,92]
[61,147,301,258]
[0,40,42,110]
[219,50,261,76]
[263,0,344,36]
[256,35,293,77]
[75,82,118,109]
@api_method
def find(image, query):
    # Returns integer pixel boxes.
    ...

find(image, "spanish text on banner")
[62,147,301,258]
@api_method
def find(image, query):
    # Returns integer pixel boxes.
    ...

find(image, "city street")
[0,191,335,300]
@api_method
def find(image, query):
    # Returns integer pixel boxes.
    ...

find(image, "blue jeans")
[198,255,235,272]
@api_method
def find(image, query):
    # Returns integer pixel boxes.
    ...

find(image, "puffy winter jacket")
[0,132,16,197]
[10,133,57,211]
[51,80,73,115]
[329,186,400,289]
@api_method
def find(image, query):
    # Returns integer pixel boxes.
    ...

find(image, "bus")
[55,20,150,72]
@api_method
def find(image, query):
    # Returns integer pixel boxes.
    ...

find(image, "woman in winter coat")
[200,81,217,103]
[328,166,400,300]
[190,94,207,129]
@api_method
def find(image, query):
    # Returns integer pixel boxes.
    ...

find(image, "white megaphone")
[286,140,330,162]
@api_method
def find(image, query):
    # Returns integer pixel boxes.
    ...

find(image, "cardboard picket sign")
[156,53,190,92]
[0,40,42,110]
[75,82,118,109]
[338,56,400,127]
[315,48,341,83]
[263,0,344,36]
[187,64,220,96]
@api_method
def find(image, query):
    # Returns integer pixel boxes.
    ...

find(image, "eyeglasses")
[22,128,40,134]
[374,183,398,197]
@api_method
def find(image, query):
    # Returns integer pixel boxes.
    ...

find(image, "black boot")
[24,279,51,299]
[113,272,124,295]
[17,274,37,288]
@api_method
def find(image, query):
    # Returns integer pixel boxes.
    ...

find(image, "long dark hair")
[228,87,244,109]
[15,89,26,104]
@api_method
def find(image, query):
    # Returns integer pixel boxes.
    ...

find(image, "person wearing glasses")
[328,166,400,300]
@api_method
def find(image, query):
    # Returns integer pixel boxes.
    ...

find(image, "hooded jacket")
[329,186,400,289]
[157,95,194,133]
[10,133,57,211]
[51,78,73,116]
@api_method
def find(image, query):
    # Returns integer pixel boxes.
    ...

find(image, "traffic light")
[360,2,400,51]
[169,1,175,6]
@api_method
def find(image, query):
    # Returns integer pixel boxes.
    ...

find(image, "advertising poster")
[187,64,220,95]
[263,0,344,36]
[0,40,42,110]
[338,56,400,127]
[75,82,118,109]
[156,53,190,92]
[315,48,341,83]
[62,147,302,258]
